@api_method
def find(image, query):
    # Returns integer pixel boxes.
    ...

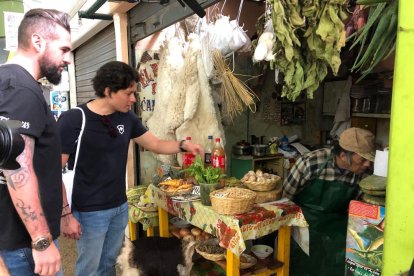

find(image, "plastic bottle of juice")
[211,137,225,174]
[182,136,195,169]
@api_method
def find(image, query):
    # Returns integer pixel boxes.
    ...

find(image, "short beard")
[39,54,62,85]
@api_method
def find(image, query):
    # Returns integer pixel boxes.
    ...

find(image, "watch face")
[33,238,51,251]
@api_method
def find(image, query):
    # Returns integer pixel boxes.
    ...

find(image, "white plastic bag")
[209,15,233,56]
[253,19,275,63]
[229,20,248,52]
[228,0,251,52]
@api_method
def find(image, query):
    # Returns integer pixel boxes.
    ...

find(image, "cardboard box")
[346,200,385,276]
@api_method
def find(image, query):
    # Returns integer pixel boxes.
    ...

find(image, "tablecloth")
[131,184,308,256]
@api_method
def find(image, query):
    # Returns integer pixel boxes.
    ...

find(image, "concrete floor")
[59,237,77,276]
[59,237,121,275]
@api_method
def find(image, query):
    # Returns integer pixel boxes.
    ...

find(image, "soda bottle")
[211,137,225,174]
[182,136,195,169]
[204,135,213,167]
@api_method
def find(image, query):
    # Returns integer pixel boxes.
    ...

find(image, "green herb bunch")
[182,155,225,184]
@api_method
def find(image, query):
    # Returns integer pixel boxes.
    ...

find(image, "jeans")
[0,240,63,276]
[73,202,129,276]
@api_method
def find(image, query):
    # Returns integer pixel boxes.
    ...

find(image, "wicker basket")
[254,183,283,203]
[195,239,225,261]
[195,248,225,261]
[210,188,256,215]
[242,175,281,192]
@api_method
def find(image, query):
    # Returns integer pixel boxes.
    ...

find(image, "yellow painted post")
[226,249,240,276]
[146,227,154,237]
[158,207,170,237]
[383,0,414,274]
[128,221,136,241]
[276,226,291,276]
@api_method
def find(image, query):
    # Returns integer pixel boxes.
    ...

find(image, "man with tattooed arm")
[0,9,72,276]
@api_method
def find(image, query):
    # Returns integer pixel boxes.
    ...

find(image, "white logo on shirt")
[117,125,124,134]
[0,116,9,121]
[21,121,30,129]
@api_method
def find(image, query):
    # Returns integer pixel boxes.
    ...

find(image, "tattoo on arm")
[15,199,39,223]
[3,135,34,191]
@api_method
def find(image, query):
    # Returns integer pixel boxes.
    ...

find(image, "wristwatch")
[179,140,186,152]
[32,234,52,251]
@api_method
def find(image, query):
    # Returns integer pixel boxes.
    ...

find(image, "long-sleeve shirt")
[282,147,362,200]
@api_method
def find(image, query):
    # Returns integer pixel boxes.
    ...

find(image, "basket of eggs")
[241,170,281,192]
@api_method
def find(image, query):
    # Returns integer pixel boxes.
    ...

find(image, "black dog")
[117,237,196,276]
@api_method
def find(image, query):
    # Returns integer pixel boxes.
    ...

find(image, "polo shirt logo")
[117,125,124,134]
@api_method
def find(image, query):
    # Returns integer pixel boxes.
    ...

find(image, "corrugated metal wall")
[74,25,116,104]
[128,0,219,45]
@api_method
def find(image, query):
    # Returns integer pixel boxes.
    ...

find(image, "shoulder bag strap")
[71,107,85,171]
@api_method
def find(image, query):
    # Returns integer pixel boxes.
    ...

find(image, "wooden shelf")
[352,113,391,119]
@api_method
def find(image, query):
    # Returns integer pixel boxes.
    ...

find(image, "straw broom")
[212,50,258,122]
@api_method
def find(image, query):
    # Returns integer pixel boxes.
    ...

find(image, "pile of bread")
[159,178,193,195]
[170,225,213,242]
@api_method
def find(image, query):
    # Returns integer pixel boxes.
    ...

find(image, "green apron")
[290,158,359,276]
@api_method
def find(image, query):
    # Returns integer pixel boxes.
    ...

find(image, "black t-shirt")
[0,64,62,250]
[58,103,147,212]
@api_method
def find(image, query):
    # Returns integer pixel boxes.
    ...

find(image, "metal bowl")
[232,144,252,155]
[252,144,268,156]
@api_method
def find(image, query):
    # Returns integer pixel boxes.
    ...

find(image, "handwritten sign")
[4,12,24,51]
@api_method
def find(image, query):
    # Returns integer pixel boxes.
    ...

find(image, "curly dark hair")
[18,9,71,50]
[92,61,139,98]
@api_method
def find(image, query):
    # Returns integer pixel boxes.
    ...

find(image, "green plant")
[182,155,225,184]
[348,0,398,82]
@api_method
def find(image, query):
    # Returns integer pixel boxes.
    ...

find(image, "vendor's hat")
[339,127,375,161]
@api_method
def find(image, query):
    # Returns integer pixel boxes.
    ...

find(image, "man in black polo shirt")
[0,8,72,276]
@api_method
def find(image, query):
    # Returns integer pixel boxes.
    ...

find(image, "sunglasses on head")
[101,116,117,138]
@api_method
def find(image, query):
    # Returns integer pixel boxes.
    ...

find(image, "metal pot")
[232,144,252,155]
[252,144,268,156]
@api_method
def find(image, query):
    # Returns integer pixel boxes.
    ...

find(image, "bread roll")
[179,228,190,237]
[191,228,202,236]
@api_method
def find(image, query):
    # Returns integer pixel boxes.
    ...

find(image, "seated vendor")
[283,127,375,276]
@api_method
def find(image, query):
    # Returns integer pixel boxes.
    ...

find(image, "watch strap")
[31,234,52,251]
[179,140,186,152]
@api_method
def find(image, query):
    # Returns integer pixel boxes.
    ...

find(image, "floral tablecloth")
[131,184,308,256]
[128,203,159,230]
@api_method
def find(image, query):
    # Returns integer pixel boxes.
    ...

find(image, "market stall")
[126,0,403,274]
[130,184,308,276]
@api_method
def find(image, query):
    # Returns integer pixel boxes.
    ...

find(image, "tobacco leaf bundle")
[265,0,348,101]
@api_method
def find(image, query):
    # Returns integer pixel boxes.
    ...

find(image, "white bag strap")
[236,0,244,24]
[71,107,85,171]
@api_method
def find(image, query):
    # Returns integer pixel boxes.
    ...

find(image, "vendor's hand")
[183,141,204,157]
[61,214,82,240]
[32,243,61,276]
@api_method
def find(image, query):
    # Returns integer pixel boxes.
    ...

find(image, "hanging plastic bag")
[253,18,275,63]
[209,15,233,56]
[228,0,250,52]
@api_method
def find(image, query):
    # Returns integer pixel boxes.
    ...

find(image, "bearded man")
[0,8,72,276]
